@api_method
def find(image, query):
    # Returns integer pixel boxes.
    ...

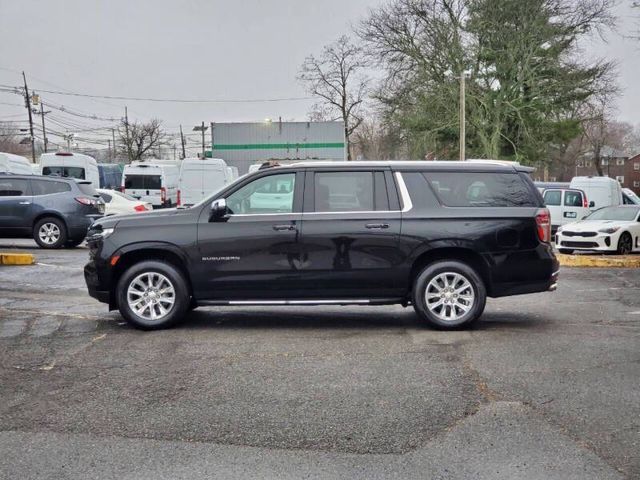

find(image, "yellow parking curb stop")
[0,252,36,266]
[557,253,640,268]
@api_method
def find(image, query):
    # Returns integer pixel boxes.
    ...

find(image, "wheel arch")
[32,212,68,232]
[409,247,492,295]
[110,243,193,309]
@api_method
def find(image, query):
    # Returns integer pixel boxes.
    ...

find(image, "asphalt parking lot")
[0,239,638,479]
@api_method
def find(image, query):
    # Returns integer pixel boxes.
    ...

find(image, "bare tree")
[298,35,370,160]
[0,122,31,156]
[118,118,167,162]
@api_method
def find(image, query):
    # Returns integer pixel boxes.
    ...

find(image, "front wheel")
[617,232,632,255]
[412,260,487,329]
[116,260,190,330]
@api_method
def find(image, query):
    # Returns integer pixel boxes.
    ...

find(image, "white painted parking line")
[30,316,62,337]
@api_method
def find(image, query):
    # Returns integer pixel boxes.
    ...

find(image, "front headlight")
[100,227,115,238]
[598,227,620,234]
[88,226,115,240]
[557,226,563,233]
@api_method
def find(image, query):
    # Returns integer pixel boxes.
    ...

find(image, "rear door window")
[542,190,562,206]
[125,175,162,190]
[402,172,440,209]
[0,179,30,196]
[314,172,374,212]
[563,191,583,207]
[99,192,113,203]
[42,166,86,180]
[31,180,71,195]
[425,172,538,207]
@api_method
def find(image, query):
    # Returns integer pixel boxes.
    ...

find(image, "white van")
[227,166,239,181]
[122,161,180,208]
[0,152,33,174]
[569,176,623,210]
[541,188,591,234]
[178,158,231,207]
[40,152,100,186]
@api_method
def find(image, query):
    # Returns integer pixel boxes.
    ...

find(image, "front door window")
[226,173,295,214]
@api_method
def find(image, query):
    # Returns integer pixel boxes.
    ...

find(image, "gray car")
[0,174,104,248]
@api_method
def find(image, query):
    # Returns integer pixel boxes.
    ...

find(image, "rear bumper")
[489,244,559,297]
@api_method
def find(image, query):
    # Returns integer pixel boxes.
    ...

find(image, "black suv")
[0,174,104,248]
[85,161,558,330]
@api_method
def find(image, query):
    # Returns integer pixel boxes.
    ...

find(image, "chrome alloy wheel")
[127,272,176,322]
[425,272,475,322]
[38,222,61,245]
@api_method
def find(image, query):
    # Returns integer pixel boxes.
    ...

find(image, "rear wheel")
[412,260,486,329]
[116,260,190,330]
[558,249,574,255]
[617,232,632,255]
[33,217,67,249]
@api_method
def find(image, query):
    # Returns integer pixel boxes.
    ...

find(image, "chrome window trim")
[221,171,412,217]
[394,172,413,213]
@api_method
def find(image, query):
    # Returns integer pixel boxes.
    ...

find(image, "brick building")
[573,147,640,195]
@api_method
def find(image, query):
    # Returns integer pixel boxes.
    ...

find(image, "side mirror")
[589,201,595,208]
[209,198,228,221]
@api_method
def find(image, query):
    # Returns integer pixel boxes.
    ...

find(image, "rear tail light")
[134,204,147,212]
[582,194,588,208]
[119,186,125,193]
[161,187,167,204]
[75,197,96,206]
[535,208,551,243]
[177,189,181,206]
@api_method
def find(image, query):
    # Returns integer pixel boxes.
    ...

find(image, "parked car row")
[2,151,240,211]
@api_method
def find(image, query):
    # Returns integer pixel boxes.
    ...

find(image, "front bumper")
[556,232,616,251]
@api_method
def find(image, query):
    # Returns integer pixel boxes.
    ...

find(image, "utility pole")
[112,128,117,161]
[22,72,36,162]
[124,106,131,162]
[201,121,205,158]
[459,72,466,162]
[108,139,111,159]
[179,125,186,159]
[211,122,215,158]
[40,100,48,153]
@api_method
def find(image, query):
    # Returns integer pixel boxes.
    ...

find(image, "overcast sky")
[0,0,638,151]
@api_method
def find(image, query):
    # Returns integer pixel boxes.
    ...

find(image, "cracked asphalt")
[0,239,638,479]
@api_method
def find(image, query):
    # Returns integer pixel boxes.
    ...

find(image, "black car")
[0,174,104,248]
[85,161,558,330]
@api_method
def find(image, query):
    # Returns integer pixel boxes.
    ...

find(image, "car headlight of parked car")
[598,227,620,234]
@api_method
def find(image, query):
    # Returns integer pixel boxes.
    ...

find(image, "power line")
[0,84,312,104]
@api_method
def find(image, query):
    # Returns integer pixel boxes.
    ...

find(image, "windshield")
[585,207,640,221]
[42,166,86,180]
[112,190,139,201]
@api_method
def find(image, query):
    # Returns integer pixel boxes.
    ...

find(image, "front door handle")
[273,224,296,231]
[365,223,389,229]
[19,201,31,205]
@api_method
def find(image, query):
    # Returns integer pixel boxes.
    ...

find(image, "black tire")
[33,217,67,249]
[65,238,84,248]
[412,260,487,329]
[558,249,574,255]
[116,260,190,330]
[617,232,632,255]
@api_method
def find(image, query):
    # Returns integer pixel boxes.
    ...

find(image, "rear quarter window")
[425,172,538,207]
[31,180,72,195]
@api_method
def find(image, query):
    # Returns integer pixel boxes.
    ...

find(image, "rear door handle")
[273,224,296,231]
[365,223,389,229]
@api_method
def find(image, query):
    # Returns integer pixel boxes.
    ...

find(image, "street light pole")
[459,72,466,162]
